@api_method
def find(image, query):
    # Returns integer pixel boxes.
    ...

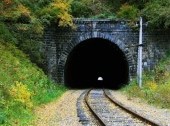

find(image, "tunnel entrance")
[64,38,129,89]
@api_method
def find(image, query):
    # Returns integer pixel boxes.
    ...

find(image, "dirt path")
[34,90,84,126]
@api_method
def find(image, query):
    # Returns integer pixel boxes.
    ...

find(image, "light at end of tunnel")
[98,77,103,81]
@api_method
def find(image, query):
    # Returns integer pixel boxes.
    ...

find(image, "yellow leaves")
[17,4,31,18]
[146,81,158,91]
[51,0,69,12]
[54,0,74,27]
[51,0,73,26]
[58,12,73,27]
[52,0,73,27]
[1,2,31,22]
[40,0,74,27]
[9,81,33,108]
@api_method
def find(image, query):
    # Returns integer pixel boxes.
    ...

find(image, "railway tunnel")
[64,38,129,89]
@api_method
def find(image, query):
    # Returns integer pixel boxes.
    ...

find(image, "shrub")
[0,23,17,44]
[117,3,139,21]
[71,1,92,18]
[38,0,73,27]
[142,0,170,28]
[70,0,118,19]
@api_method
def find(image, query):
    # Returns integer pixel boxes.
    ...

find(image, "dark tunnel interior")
[64,38,129,89]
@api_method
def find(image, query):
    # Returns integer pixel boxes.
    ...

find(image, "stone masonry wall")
[44,19,170,84]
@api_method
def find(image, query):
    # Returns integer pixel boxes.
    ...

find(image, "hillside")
[122,52,170,108]
[0,42,66,125]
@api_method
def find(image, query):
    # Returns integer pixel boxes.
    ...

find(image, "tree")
[142,0,170,29]
[38,0,73,27]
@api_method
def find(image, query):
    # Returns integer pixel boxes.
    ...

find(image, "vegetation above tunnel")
[71,0,170,29]
[1,0,170,29]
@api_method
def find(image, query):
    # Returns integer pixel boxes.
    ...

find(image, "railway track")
[77,89,160,126]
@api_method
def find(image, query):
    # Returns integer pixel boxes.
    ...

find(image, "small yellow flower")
[147,81,158,91]
[9,81,33,108]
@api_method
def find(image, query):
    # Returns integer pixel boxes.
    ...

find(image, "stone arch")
[58,32,135,83]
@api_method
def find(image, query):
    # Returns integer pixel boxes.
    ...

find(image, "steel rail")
[84,89,107,126]
[103,89,160,126]
[84,89,161,126]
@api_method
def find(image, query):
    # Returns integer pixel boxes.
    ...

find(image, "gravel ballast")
[34,90,84,126]
[109,90,170,126]
[34,89,170,126]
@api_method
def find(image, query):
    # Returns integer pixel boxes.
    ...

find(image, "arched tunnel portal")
[64,38,129,89]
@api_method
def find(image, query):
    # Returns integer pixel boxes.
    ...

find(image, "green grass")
[0,42,67,125]
[122,53,170,108]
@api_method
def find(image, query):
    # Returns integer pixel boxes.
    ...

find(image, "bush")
[38,0,73,27]
[0,23,17,44]
[70,0,118,19]
[71,1,93,18]
[117,3,139,21]
[142,0,170,28]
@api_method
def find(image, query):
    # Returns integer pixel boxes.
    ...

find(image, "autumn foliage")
[0,0,73,27]
[39,0,73,27]
[0,42,66,125]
